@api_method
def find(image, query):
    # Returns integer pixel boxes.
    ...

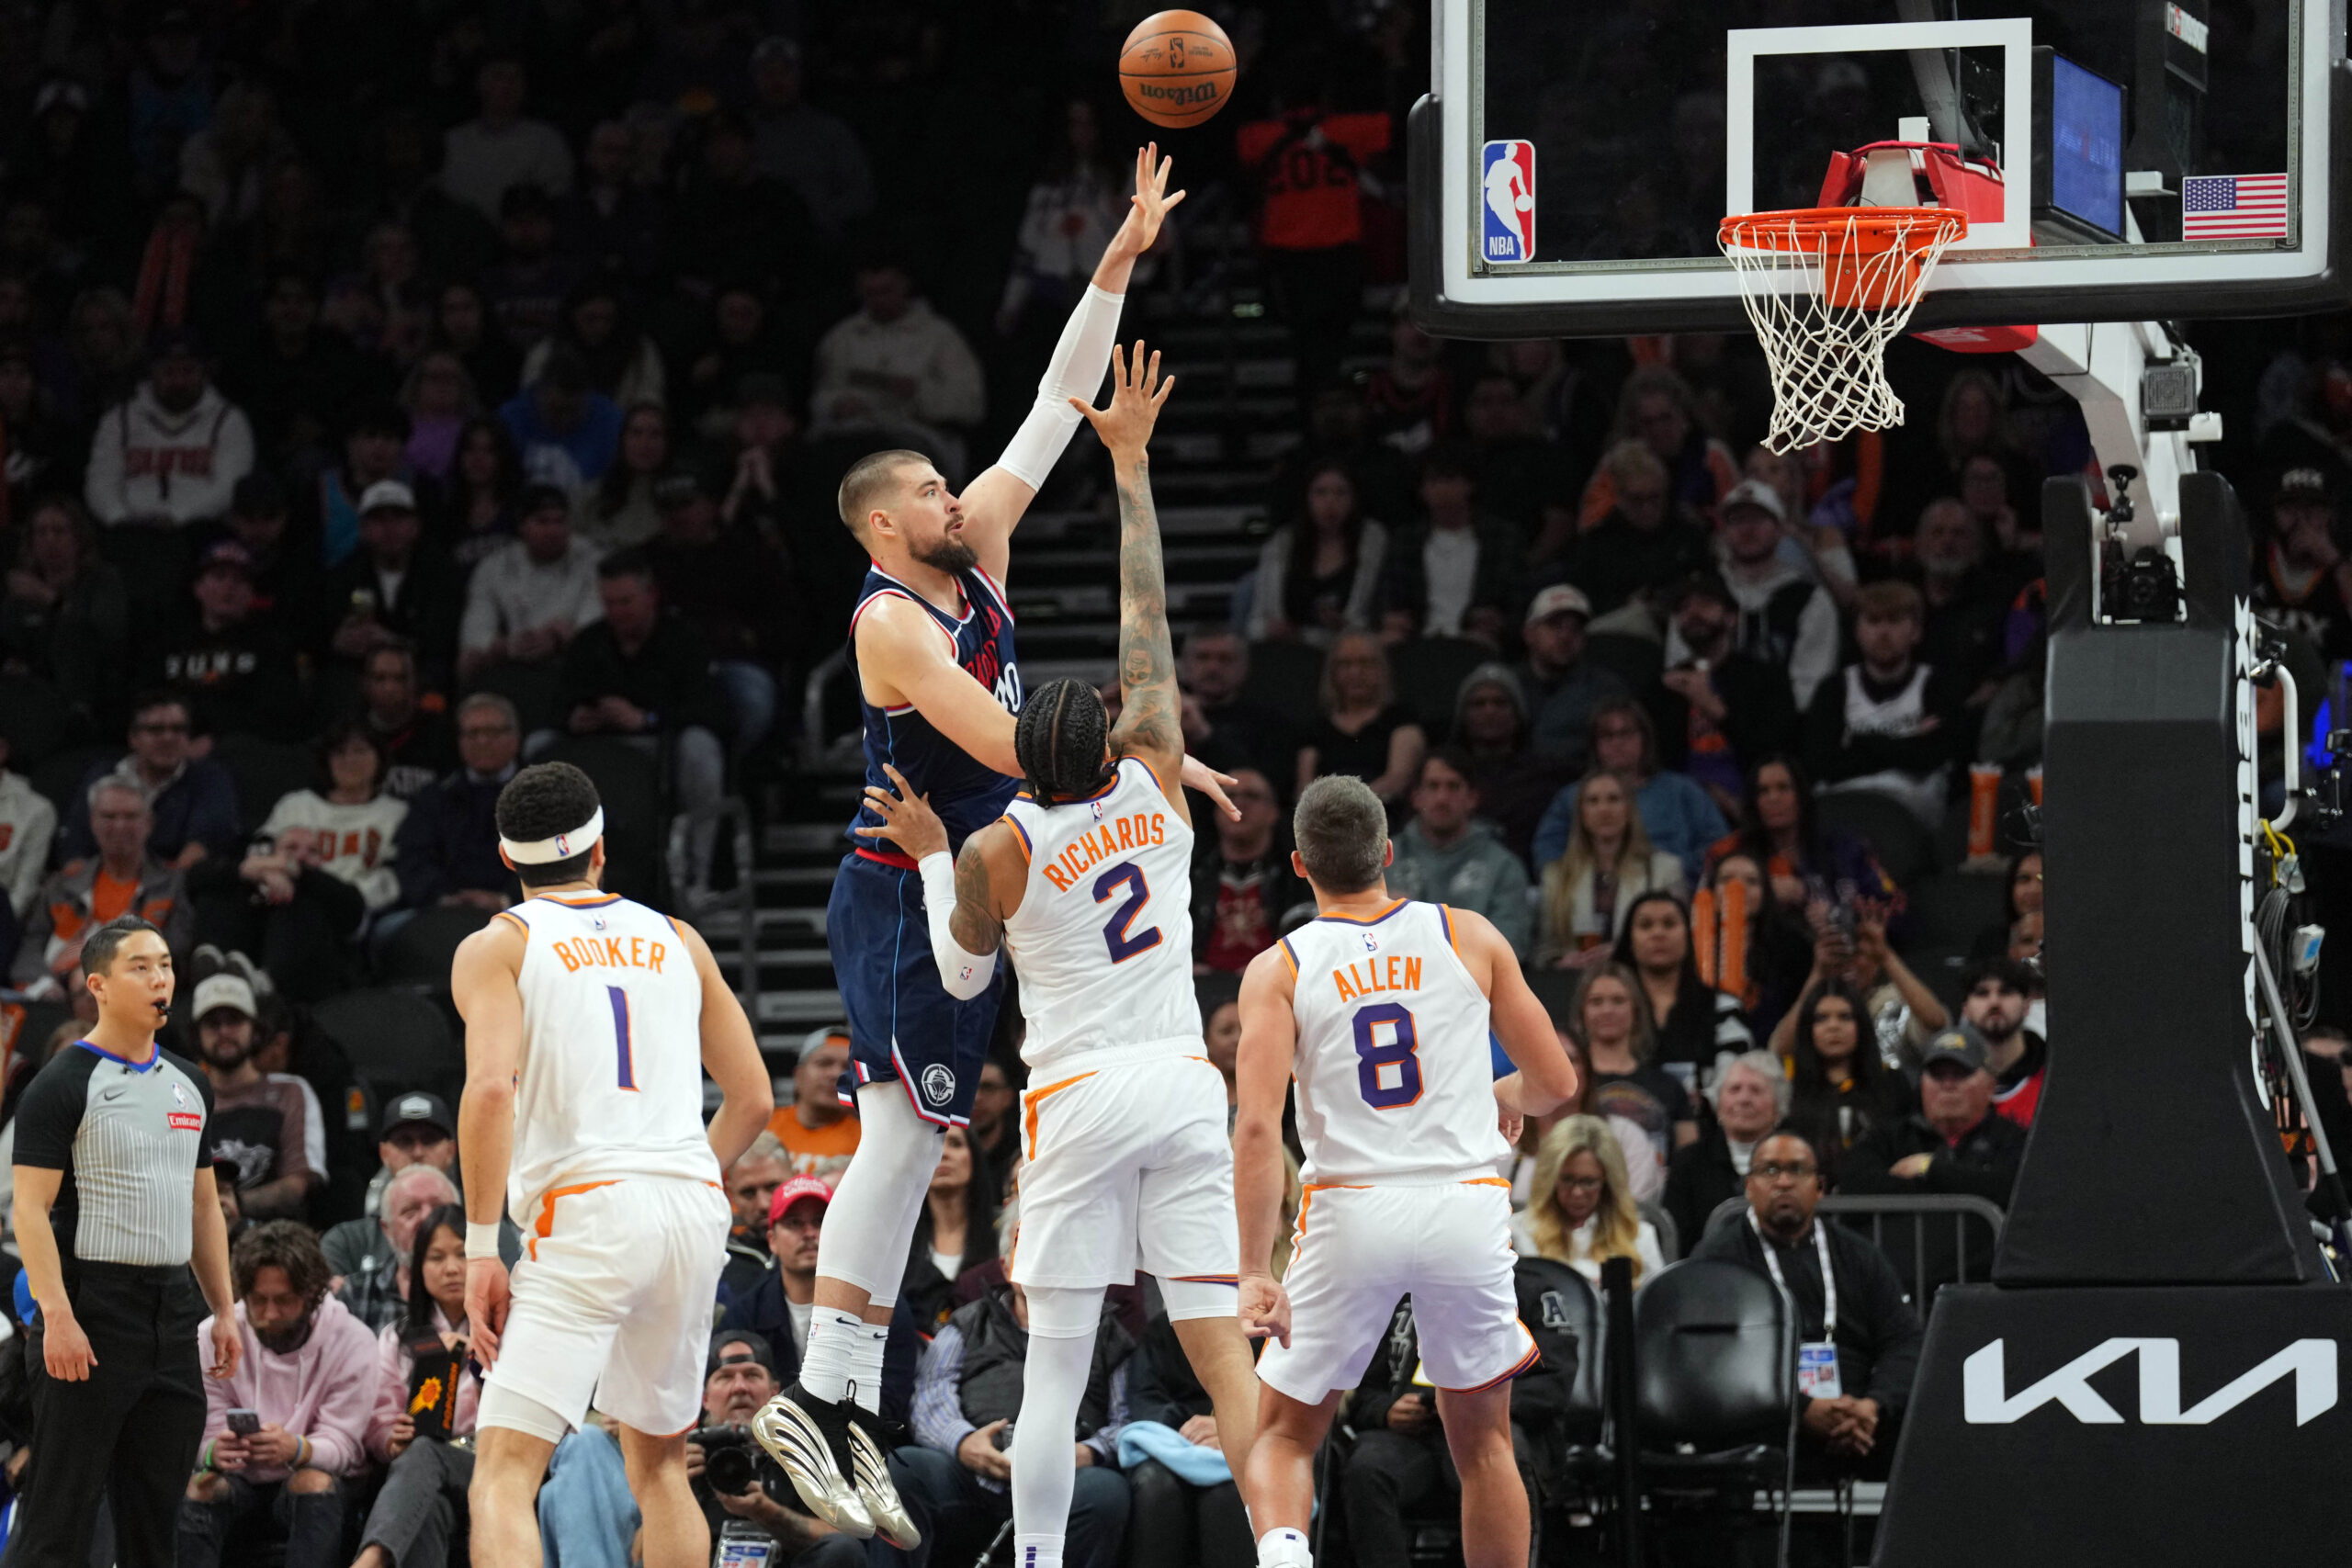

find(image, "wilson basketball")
[1119,10,1237,129]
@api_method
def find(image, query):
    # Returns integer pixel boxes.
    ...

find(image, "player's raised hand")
[466,1255,512,1372]
[1238,1273,1292,1348]
[855,763,949,861]
[1110,142,1185,257]
[1070,341,1175,459]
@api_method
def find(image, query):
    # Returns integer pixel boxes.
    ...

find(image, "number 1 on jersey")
[608,986,637,1091]
[1093,862,1163,964]
[1351,1002,1423,1109]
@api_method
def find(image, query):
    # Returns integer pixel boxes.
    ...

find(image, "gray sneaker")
[751,1383,874,1539]
[849,1417,922,1550]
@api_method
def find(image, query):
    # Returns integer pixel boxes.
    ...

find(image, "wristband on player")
[466,1221,502,1259]
[918,852,998,1000]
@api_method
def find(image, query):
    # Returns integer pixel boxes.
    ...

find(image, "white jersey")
[501,890,719,1218]
[1281,900,1509,1187]
[1001,756,1197,1070]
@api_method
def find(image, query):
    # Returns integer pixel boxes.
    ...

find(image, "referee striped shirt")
[12,1041,213,1268]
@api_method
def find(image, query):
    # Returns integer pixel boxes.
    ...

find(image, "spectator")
[1662,1048,1787,1248]
[1557,441,1712,615]
[901,1278,1134,1568]
[51,287,145,433]
[1907,499,2008,723]
[1461,369,1578,540]
[998,100,1158,352]
[1276,373,1417,534]
[520,276,665,412]
[153,538,305,741]
[747,37,875,241]
[1516,583,1629,766]
[1381,444,1524,641]
[220,470,320,621]
[1787,979,1915,1179]
[686,1330,865,1564]
[1969,848,2044,962]
[1841,1025,2028,1209]
[578,401,670,551]
[1742,444,1859,609]
[643,464,797,753]
[83,328,254,528]
[1765,897,1947,1066]
[1577,366,1739,527]
[1650,572,1800,818]
[352,1203,479,1568]
[1706,755,1900,911]
[1610,889,1751,1095]
[254,722,408,915]
[1237,83,1390,407]
[0,731,58,954]
[1177,628,1299,791]
[1690,1128,1922,1478]
[182,1221,378,1568]
[437,414,524,572]
[1962,955,2046,1126]
[557,119,665,285]
[1532,698,1727,881]
[808,254,985,478]
[357,642,458,800]
[2248,466,2352,658]
[1445,662,1573,864]
[219,272,385,470]
[325,1159,461,1333]
[682,285,791,437]
[389,693,521,913]
[1804,580,1962,828]
[323,220,434,372]
[1386,749,1532,957]
[667,110,823,303]
[192,966,316,1223]
[6,554,85,749]
[313,403,415,571]
[1510,1113,1666,1283]
[970,1058,1022,1203]
[1296,630,1426,805]
[766,1026,861,1175]
[187,807,368,1008]
[1717,477,1839,708]
[902,1123,1000,1332]
[57,691,240,866]
[500,344,623,490]
[1878,369,2040,553]
[178,79,291,229]
[1246,462,1388,644]
[719,1176,831,1377]
[720,1133,789,1300]
[429,280,523,410]
[554,550,729,899]
[0,334,74,511]
[439,55,573,221]
[1569,962,1699,1160]
[480,183,579,356]
[15,778,192,996]
[396,348,479,483]
[1122,1308,1254,1568]
[320,480,464,682]
[458,481,603,682]
[1536,771,1683,965]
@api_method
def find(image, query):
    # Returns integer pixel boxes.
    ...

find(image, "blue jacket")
[391,767,516,908]
[498,390,623,487]
[1533,770,1728,883]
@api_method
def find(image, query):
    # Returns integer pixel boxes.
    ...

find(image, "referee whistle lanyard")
[1749,1210,1836,1342]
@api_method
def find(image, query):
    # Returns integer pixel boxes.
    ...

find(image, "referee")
[5,915,241,1566]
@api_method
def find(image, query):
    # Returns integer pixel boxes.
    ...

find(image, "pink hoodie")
[364,1306,481,1462]
[198,1293,380,1481]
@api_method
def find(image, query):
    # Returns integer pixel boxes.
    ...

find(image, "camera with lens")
[692,1425,771,1495]
[2103,546,2181,623]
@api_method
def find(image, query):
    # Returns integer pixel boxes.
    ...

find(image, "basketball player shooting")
[451,762,775,1568]
[756,147,1237,1546]
[1232,775,1581,1568]
[859,341,1263,1568]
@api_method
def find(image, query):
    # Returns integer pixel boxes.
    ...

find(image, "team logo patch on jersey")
[921,1065,956,1106]
[171,1082,189,1108]
[1361,931,1381,953]
[1091,800,1105,821]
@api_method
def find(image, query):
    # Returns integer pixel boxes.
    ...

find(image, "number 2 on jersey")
[1093,862,1163,964]
[608,986,637,1091]
[1351,1002,1423,1109]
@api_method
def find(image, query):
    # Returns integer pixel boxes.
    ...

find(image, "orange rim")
[1719,206,1967,254]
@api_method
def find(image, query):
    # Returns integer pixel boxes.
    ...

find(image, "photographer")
[687,1329,865,1565]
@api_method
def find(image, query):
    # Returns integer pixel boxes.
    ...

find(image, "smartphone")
[225,1409,261,1437]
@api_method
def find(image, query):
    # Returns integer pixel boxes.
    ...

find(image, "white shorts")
[482,1175,732,1438]
[1009,1051,1238,1312]
[1256,1179,1536,1404]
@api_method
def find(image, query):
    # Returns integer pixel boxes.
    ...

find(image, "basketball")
[1119,10,1236,129]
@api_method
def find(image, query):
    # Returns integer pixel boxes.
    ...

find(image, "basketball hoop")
[1718,205,1967,454]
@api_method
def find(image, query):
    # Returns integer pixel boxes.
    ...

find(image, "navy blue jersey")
[845,565,1023,861]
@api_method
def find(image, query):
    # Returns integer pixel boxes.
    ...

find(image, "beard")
[911,532,978,576]
[254,1313,317,1355]
[1974,1009,2022,1044]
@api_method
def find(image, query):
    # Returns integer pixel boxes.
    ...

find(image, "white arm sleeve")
[919,852,999,1000]
[992,283,1126,489]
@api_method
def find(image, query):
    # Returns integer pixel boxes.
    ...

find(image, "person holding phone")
[353,1202,481,1568]
[4,915,241,1568]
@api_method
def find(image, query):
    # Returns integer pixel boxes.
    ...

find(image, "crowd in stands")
[0,0,2342,1563]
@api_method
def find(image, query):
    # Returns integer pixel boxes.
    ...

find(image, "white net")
[1719,209,1965,455]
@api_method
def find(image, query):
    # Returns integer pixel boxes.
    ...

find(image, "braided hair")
[1013,679,1114,803]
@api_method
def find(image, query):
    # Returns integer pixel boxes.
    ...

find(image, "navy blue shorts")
[825,850,1003,1126]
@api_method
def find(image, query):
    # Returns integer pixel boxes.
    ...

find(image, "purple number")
[1351,1003,1423,1110]
[608,986,636,1090]
[1093,863,1163,964]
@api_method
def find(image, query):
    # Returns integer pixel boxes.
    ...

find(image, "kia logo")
[1963,1338,2336,1427]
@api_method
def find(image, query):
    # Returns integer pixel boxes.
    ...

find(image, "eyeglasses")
[1556,1175,1606,1193]
[1752,1162,1818,1183]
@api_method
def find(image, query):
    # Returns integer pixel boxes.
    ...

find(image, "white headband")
[502,807,604,865]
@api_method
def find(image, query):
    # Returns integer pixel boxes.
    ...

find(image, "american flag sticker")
[2181,174,2289,240]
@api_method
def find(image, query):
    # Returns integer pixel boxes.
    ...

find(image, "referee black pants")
[3,1262,207,1568]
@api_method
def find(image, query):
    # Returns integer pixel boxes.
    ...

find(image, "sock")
[843,1320,889,1415]
[1259,1526,1313,1568]
[1012,1534,1064,1568]
[799,1309,867,1405]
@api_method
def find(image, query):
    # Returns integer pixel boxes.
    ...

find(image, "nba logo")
[1481,141,1535,263]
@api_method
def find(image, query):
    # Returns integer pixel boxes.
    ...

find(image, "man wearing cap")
[156,537,307,741]
[2250,466,2352,660]
[1718,476,1839,708]
[83,326,255,528]
[1690,1126,1922,1480]
[1650,572,1800,814]
[644,461,798,755]
[1842,1024,2027,1209]
[749,36,874,240]
[1517,583,1629,766]
[722,1177,833,1382]
[682,1330,866,1565]
[766,1027,862,1176]
[458,483,604,682]
[322,479,462,679]
[192,967,317,1223]
[17,777,192,998]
